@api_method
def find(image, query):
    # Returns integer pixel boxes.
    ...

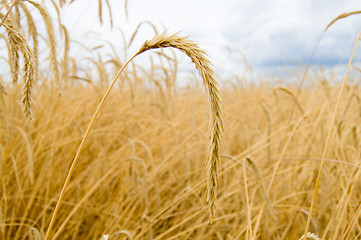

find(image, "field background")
[1,1,361,240]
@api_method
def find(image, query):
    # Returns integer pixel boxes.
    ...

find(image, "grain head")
[0,12,34,120]
[137,32,224,222]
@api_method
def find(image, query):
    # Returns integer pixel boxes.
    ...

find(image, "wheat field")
[1,1,361,239]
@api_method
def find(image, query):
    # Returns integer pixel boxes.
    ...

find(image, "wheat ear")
[26,0,59,88]
[0,13,34,120]
[61,24,70,82]
[137,32,223,222]
[18,2,38,79]
[326,10,361,30]
[45,32,222,240]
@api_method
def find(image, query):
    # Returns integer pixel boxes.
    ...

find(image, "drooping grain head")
[326,10,361,30]
[18,2,39,79]
[0,13,35,120]
[137,32,224,223]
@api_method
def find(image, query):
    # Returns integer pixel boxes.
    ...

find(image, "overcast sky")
[59,0,361,78]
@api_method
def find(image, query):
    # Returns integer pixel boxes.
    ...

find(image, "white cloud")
[58,0,361,77]
[221,0,361,67]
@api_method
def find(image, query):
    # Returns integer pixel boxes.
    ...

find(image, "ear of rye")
[0,13,35,120]
[137,32,223,223]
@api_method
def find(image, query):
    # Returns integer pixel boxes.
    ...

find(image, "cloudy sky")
[59,0,361,78]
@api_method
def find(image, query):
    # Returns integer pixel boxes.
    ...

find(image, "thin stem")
[304,32,361,240]
[44,53,138,240]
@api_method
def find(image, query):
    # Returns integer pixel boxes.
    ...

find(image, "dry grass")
[303,12,361,240]
[45,32,223,240]
[1,1,361,239]
[3,78,361,239]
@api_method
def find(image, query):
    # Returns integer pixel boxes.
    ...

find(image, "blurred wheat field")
[2,1,361,239]
[3,79,361,239]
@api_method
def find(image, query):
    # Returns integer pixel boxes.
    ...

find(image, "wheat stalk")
[45,32,222,239]
[246,156,277,220]
[127,21,158,48]
[49,0,62,34]
[304,31,361,240]
[97,0,113,27]
[137,32,224,222]
[273,86,304,115]
[0,0,16,29]
[26,0,59,88]
[0,0,19,84]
